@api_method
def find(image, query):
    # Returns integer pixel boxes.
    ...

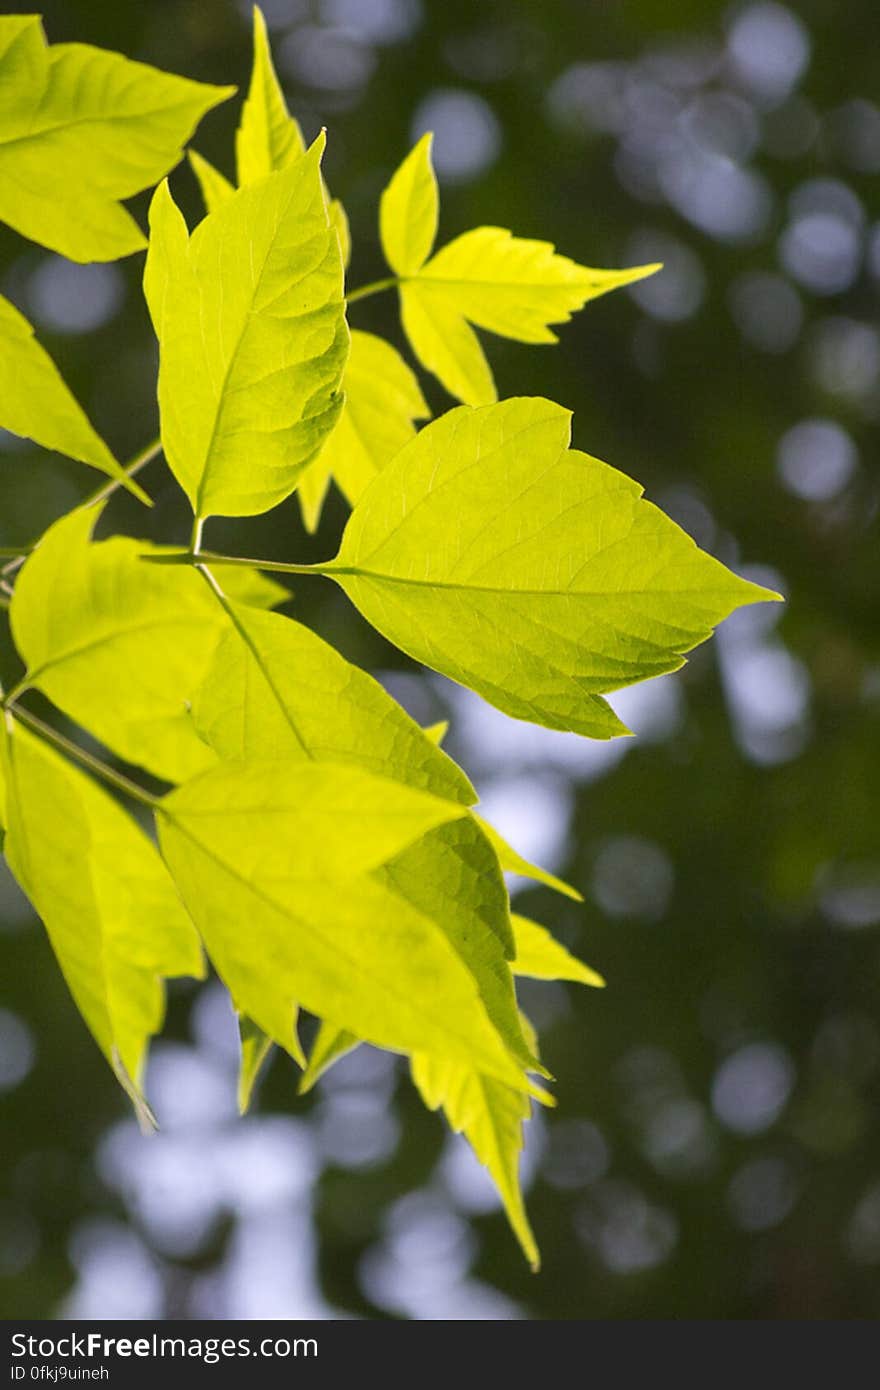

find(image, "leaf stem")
[142,548,339,577]
[5,703,160,809]
[345,276,398,305]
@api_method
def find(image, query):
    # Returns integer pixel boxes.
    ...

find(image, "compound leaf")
[0,294,148,503]
[0,14,233,262]
[379,135,658,404]
[1,720,203,1110]
[329,397,779,738]
[9,507,285,782]
[193,596,474,804]
[297,329,430,532]
[158,761,534,1091]
[144,137,348,518]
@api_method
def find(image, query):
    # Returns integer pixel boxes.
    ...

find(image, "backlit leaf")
[192,595,474,804]
[299,1019,359,1095]
[144,138,348,518]
[0,294,148,503]
[0,14,233,261]
[380,135,658,404]
[478,816,583,902]
[379,132,438,277]
[157,761,535,1090]
[297,329,430,532]
[411,1048,539,1269]
[329,397,779,737]
[235,4,305,187]
[512,913,604,987]
[9,506,285,782]
[187,149,234,214]
[1,720,203,1109]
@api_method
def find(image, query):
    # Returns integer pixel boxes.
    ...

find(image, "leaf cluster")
[0,8,777,1264]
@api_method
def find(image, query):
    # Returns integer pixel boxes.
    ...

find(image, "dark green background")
[1,0,878,1319]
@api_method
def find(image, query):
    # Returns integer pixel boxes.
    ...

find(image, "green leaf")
[399,281,496,407]
[192,596,475,804]
[157,761,534,1091]
[380,135,658,404]
[330,197,351,270]
[299,1019,360,1094]
[187,149,234,214]
[0,14,233,262]
[411,1047,539,1269]
[329,397,779,737]
[297,329,430,532]
[236,4,305,187]
[291,913,595,1266]
[144,136,348,519]
[0,294,149,504]
[418,226,660,344]
[477,815,583,902]
[1,719,203,1111]
[233,7,350,270]
[512,914,604,987]
[379,132,438,277]
[9,506,285,782]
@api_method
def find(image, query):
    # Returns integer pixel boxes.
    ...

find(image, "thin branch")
[0,438,165,574]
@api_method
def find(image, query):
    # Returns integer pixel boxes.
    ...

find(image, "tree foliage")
[0,8,777,1266]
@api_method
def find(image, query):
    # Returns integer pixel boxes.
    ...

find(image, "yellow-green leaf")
[297,329,430,532]
[512,914,604,987]
[379,132,438,277]
[1,720,203,1109]
[330,197,351,270]
[192,596,475,804]
[299,1019,360,1094]
[399,280,496,406]
[477,815,583,902]
[0,14,233,262]
[157,761,534,1092]
[418,226,660,344]
[9,506,285,782]
[0,294,148,504]
[144,137,348,519]
[411,1049,539,1268]
[235,4,305,187]
[329,397,779,738]
[381,134,658,404]
[187,149,235,214]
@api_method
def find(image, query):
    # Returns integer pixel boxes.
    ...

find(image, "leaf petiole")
[141,548,338,578]
[345,276,398,305]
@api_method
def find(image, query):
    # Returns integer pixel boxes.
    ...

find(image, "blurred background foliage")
[1,0,879,1320]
